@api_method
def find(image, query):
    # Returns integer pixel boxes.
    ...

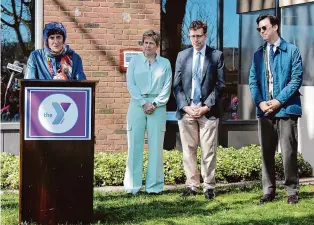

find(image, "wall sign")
[119,48,142,72]
[24,87,91,140]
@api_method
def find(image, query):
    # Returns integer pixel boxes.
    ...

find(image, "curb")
[94,177,314,193]
[2,178,313,194]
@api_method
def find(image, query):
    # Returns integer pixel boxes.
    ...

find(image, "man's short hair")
[256,14,279,27]
[189,21,207,34]
[142,30,160,46]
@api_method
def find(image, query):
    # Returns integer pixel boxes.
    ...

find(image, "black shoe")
[287,195,298,204]
[180,188,197,198]
[147,192,161,195]
[204,189,215,200]
[259,194,275,204]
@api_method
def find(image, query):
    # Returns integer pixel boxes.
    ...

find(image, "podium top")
[20,79,98,87]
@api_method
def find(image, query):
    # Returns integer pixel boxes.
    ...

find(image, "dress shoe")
[147,192,161,195]
[287,195,298,204]
[259,194,275,204]
[204,189,215,200]
[180,188,197,198]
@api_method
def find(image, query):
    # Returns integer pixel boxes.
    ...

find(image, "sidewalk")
[2,177,313,194]
[94,177,314,192]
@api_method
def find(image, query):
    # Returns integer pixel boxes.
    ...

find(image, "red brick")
[83,2,100,7]
[84,12,99,18]
[139,0,154,3]
[146,3,160,9]
[131,3,146,9]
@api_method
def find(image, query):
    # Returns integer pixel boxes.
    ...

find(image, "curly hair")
[189,20,207,34]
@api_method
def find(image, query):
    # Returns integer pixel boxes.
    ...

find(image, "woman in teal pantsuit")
[124,30,172,194]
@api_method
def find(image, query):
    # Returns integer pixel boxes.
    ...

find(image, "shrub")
[94,152,127,186]
[0,145,312,189]
[215,145,262,183]
[0,152,19,189]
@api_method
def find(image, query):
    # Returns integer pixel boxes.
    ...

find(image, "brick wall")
[44,0,161,151]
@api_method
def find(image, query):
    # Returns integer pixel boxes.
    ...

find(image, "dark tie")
[269,44,275,74]
[193,51,201,105]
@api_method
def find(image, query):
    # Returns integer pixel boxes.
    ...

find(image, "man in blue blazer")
[249,14,303,204]
[173,21,226,200]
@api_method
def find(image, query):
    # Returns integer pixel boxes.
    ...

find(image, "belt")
[141,94,158,97]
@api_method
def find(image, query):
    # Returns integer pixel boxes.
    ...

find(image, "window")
[1,0,35,122]
[182,0,218,49]
[222,0,239,120]
[281,2,314,86]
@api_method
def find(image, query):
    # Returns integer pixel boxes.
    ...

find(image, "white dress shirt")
[191,44,206,102]
[267,38,280,98]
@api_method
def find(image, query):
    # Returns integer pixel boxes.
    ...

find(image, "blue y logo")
[52,102,71,125]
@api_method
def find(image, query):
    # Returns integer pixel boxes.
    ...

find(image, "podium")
[19,80,97,224]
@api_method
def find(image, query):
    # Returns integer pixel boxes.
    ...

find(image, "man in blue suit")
[249,14,303,204]
[173,21,226,200]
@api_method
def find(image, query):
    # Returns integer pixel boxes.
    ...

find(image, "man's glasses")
[256,26,268,32]
[189,34,204,39]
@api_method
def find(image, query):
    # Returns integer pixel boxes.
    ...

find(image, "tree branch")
[1,5,14,17]
[1,18,14,28]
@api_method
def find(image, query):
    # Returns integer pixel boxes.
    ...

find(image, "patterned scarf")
[45,44,73,79]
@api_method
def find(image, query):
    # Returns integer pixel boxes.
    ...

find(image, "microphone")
[4,61,23,107]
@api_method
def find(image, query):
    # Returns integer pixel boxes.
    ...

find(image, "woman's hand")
[53,71,68,80]
[143,103,155,114]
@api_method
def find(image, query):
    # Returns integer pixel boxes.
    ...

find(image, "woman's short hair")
[142,30,160,46]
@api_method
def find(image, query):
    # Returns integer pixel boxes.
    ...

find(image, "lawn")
[1,184,314,225]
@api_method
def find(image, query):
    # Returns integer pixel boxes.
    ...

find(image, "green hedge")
[0,152,19,189]
[1,145,312,189]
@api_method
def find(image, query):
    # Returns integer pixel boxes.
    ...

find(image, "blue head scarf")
[43,22,67,48]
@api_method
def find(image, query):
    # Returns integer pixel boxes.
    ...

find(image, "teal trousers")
[124,99,166,194]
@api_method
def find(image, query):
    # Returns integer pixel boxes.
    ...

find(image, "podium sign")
[19,80,96,225]
[24,87,91,140]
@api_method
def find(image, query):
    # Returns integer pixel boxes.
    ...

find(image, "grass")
[1,184,314,225]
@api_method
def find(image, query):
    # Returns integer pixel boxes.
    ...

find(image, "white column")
[35,0,44,49]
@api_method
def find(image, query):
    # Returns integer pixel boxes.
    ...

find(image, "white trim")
[280,0,314,7]
[1,123,20,130]
[35,0,44,49]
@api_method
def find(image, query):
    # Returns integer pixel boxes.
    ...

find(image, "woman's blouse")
[126,53,172,107]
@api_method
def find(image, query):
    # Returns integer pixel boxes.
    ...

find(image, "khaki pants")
[178,114,219,191]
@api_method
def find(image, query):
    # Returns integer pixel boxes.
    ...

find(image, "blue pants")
[124,99,166,194]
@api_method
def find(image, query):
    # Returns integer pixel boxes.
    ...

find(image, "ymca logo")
[51,102,71,124]
[38,94,78,134]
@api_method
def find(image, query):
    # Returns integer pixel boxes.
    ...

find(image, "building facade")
[1,0,313,172]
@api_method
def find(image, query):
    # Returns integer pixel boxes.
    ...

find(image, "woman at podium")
[123,30,172,194]
[25,22,86,80]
